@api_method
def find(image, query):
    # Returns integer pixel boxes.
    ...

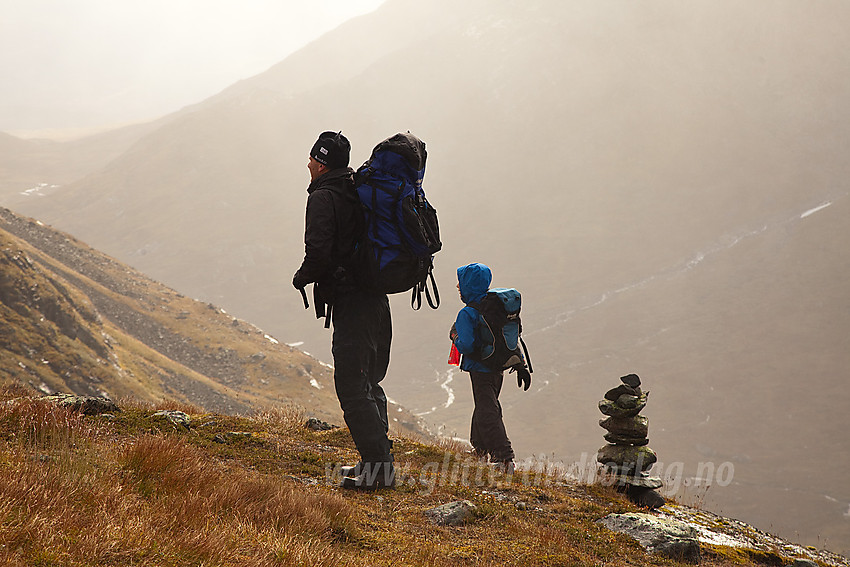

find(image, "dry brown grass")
[0,393,358,566]
[0,387,804,566]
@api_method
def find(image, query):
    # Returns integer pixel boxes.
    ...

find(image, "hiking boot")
[339,462,362,478]
[492,460,515,475]
[340,462,396,491]
[467,448,488,461]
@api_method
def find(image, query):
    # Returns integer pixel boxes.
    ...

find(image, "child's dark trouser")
[469,370,515,462]
[332,289,394,464]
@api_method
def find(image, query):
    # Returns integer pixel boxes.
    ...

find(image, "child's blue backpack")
[353,132,441,309]
[471,288,534,375]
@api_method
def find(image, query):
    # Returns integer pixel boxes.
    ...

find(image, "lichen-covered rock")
[598,391,648,417]
[604,432,649,446]
[599,415,649,437]
[42,393,120,415]
[615,393,641,409]
[152,410,191,430]
[604,383,641,401]
[612,473,663,490]
[424,500,477,526]
[599,513,700,563]
[597,444,657,473]
[304,417,338,431]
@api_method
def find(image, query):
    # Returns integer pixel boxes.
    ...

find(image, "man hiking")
[292,131,395,490]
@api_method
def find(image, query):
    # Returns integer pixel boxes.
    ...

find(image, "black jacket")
[292,167,360,292]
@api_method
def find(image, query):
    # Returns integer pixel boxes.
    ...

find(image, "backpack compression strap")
[411,268,440,310]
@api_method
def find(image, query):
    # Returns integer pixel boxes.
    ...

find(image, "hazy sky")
[0,0,386,137]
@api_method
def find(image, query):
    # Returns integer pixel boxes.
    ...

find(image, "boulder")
[615,393,641,409]
[620,373,641,388]
[424,500,477,526]
[597,444,657,473]
[623,486,666,509]
[598,392,648,418]
[151,410,191,430]
[604,383,641,401]
[604,432,649,446]
[612,473,663,490]
[599,415,649,437]
[599,512,700,563]
[42,393,120,415]
[305,417,338,431]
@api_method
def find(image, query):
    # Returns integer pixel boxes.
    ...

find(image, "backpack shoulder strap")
[519,337,533,373]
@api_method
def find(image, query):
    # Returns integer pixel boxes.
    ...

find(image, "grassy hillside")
[1,387,846,566]
[0,207,425,437]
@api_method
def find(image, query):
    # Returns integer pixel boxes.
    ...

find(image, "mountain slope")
[0,207,425,437]
[0,121,163,206]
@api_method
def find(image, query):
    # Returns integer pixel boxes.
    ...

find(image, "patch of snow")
[264,334,279,345]
[441,370,456,409]
[20,183,60,197]
[800,202,831,219]
[415,369,457,416]
[309,378,322,390]
[286,341,303,347]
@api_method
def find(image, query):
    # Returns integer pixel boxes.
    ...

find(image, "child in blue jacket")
[450,262,524,472]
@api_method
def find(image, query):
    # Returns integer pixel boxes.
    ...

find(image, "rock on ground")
[424,500,477,526]
[599,512,700,563]
[42,393,120,415]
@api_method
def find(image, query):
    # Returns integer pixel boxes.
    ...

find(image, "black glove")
[449,323,458,342]
[292,271,308,290]
[516,366,531,391]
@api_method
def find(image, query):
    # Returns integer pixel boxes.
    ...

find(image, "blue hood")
[457,263,491,304]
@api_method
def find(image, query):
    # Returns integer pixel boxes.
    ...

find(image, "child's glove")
[449,323,458,343]
[515,366,531,391]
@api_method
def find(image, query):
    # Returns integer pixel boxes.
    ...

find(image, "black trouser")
[469,370,515,462]
[331,289,393,464]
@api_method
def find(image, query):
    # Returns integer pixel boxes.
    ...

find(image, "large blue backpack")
[471,288,534,373]
[353,133,441,309]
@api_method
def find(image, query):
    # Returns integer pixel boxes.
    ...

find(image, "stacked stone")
[596,373,665,508]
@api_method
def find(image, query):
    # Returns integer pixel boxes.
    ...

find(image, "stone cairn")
[596,373,665,509]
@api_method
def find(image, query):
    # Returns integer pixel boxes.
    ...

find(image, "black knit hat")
[310,131,350,169]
